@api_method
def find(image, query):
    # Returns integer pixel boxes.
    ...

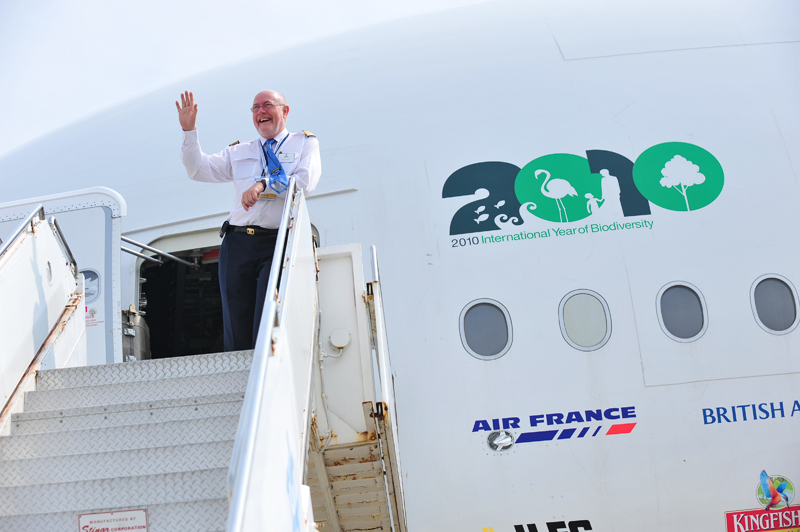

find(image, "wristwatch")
[259,178,268,192]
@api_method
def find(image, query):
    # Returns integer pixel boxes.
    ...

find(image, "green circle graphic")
[757,475,794,509]
[514,153,602,224]
[633,142,723,212]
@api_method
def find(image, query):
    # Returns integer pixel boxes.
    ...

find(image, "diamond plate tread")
[0,468,227,516]
[323,443,380,465]
[0,498,228,532]
[0,415,238,460]
[308,475,387,497]
[340,517,392,531]
[13,392,244,422]
[330,476,387,494]
[36,350,253,390]
[0,439,234,487]
[24,370,249,412]
[11,395,243,435]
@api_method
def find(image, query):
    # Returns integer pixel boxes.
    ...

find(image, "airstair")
[0,351,251,530]
[0,181,407,531]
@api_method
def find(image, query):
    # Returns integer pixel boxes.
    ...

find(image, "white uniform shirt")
[181,128,321,228]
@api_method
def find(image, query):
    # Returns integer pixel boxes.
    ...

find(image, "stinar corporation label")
[79,509,147,532]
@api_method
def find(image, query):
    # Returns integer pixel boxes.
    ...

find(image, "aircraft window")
[459,299,512,360]
[656,282,707,342]
[559,290,611,351]
[751,275,799,334]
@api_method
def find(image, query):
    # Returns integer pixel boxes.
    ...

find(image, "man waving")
[176,90,321,351]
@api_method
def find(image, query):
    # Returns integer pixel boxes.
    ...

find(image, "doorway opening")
[140,248,224,358]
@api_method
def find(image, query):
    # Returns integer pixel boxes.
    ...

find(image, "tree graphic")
[632,142,723,212]
[659,155,706,211]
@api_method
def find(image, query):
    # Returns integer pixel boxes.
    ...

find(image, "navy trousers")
[218,229,278,351]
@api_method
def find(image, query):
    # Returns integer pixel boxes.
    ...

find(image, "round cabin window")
[657,282,708,342]
[559,290,611,351]
[459,299,513,360]
[751,275,799,335]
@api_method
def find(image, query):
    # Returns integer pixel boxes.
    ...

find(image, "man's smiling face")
[251,90,289,139]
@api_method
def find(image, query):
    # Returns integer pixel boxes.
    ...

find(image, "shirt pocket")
[231,155,261,181]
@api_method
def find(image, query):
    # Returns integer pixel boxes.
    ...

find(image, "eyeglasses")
[251,102,285,112]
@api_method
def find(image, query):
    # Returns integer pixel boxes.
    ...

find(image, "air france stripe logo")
[516,422,636,443]
[473,406,637,444]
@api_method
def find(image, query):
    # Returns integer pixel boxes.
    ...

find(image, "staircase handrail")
[369,245,408,532]
[0,204,45,261]
[121,236,198,268]
[0,207,84,433]
[0,206,79,281]
[49,216,78,277]
[226,177,297,529]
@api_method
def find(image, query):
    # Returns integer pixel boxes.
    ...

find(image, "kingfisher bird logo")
[443,142,724,237]
[757,471,794,511]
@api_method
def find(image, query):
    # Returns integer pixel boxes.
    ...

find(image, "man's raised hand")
[175,91,198,131]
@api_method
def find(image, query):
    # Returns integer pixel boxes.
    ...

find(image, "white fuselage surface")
[1,1,798,530]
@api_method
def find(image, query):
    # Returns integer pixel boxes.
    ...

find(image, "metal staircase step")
[0,498,228,532]
[11,393,244,434]
[36,350,253,390]
[0,467,227,516]
[23,370,249,412]
[0,415,238,460]
[0,439,234,487]
[307,442,393,531]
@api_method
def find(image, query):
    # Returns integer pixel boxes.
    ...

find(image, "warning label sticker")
[85,307,103,328]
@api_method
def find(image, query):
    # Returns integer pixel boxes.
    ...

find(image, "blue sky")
[0,0,483,157]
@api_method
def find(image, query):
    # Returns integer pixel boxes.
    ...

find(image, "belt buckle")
[246,228,255,235]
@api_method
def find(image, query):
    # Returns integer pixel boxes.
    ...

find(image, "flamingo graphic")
[535,169,577,222]
[761,470,791,510]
